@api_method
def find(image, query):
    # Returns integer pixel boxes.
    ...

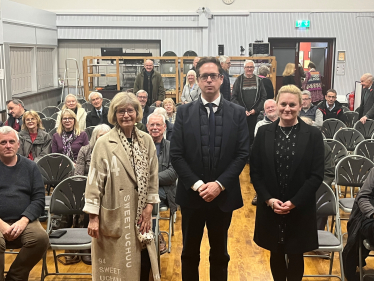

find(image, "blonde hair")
[163,98,176,113]
[108,92,143,125]
[185,70,197,86]
[62,94,82,110]
[57,109,81,136]
[276,84,302,105]
[21,110,44,131]
[282,63,295,77]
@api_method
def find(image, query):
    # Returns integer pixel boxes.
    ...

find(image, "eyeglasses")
[62,117,74,122]
[116,109,136,116]
[244,66,255,69]
[198,73,222,81]
[25,118,36,122]
[137,96,147,100]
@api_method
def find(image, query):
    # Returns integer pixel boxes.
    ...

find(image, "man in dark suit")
[171,57,250,281]
[136,90,155,125]
[86,92,111,128]
[358,73,374,123]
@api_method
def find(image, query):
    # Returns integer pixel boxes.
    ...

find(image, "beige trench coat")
[83,127,159,281]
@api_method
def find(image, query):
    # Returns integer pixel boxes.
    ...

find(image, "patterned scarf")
[62,131,77,161]
[117,126,160,280]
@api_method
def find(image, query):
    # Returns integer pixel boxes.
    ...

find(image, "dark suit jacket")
[359,84,374,118]
[141,105,155,125]
[170,97,250,212]
[86,106,111,128]
[250,117,324,254]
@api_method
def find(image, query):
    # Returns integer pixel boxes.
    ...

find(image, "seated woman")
[163,98,177,124]
[75,124,111,176]
[56,94,87,131]
[18,110,51,162]
[181,70,200,104]
[52,108,89,162]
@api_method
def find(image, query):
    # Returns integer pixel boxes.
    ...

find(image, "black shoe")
[252,194,257,206]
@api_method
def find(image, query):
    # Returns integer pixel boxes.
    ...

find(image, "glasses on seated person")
[62,117,74,122]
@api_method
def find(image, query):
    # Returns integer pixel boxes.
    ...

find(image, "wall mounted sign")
[295,20,310,28]
[337,51,346,62]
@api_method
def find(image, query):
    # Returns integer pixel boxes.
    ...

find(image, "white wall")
[9,0,374,13]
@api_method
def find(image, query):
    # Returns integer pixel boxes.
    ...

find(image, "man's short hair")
[0,126,19,140]
[264,99,276,109]
[326,89,337,96]
[302,90,312,99]
[218,55,230,64]
[6,99,24,108]
[196,57,223,77]
[153,107,168,121]
[363,73,374,82]
[147,112,166,125]
[244,60,255,67]
[136,90,148,97]
[144,59,154,65]
[308,62,316,69]
[88,91,103,102]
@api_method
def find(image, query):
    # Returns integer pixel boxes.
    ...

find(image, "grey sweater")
[0,154,45,222]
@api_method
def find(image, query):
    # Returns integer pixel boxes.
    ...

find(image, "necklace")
[279,125,294,139]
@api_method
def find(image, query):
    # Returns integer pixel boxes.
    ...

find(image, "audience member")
[56,94,87,131]
[170,57,249,281]
[86,91,111,127]
[302,61,323,104]
[231,59,267,153]
[134,59,165,107]
[358,73,374,124]
[300,90,323,127]
[75,124,111,176]
[282,63,298,87]
[137,90,154,125]
[147,113,177,213]
[219,55,231,100]
[0,126,49,280]
[258,65,274,99]
[317,89,344,121]
[251,84,324,281]
[343,168,374,281]
[4,99,26,132]
[183,57,200,85]
[154,107,173,141]
[181,70,200,104]
[163,98,177,124]
[298,63,306,85]
[84,92,160,281]
[18,110,51,162]
[52,109,89,162]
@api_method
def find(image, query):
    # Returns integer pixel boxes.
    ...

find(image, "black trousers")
[246,114,258,149]
[270,244,304,281]
[181,205,233,281]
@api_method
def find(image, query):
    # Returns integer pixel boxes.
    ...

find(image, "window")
[10,47,33,95]
[37,48,54,90]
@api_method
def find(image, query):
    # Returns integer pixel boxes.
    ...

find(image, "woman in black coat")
[282,63,298,87]
[250,84,324,281]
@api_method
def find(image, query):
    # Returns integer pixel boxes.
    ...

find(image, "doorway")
[268,38,335,97]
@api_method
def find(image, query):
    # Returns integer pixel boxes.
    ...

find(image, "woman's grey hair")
[89,124,111,149]
[0,126,19,140]
[258,65,270,77]
[147,112,166,125]
[88,91,103,102]
[302,90,312,99]
[136,90,148,97]
[108,92,143,125]
[186,70,197,86]
[153,107,168,121]
[219,55,230,64]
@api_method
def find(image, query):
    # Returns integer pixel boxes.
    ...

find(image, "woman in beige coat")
[83,92,160,281]
[56,94,87,131]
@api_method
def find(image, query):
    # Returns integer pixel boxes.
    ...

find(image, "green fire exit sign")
[295,20,310,28]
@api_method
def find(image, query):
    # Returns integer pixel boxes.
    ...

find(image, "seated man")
[86,91,111,127]
[153,107,173,141]
[146,113,178,212]
[317,89,344,121]
[4,99,26,132]
[136,90,154,125]
[0,126,49,280]
[300,90,323,127]
[343,168,374,281]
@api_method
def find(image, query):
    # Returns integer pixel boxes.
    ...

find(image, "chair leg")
[329,251,335,275]
[53,250,59,273]
[41,252,47,281]
[339,251,345,281]
[168,214,172,253]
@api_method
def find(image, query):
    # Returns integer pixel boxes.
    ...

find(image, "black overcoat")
[250,117,324,254]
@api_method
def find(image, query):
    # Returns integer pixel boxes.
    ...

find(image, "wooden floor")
[5,164,366,280]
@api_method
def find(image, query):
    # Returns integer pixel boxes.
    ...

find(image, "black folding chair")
[321,119,346,139]
[41,118,57,133]
[354,119,374,139]
[42,106,60,118]
[342,111,359,128]
[333,128,364,152]
[84,126,96,141]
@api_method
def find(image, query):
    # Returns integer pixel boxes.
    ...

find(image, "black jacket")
[170,97,249,212]
[231,74,267,115]
[86,106,112,128]
[262,77,274,99]
[359,84,374,118]
[251,117,324,253]
[141,105,155,125]
[317,100,344,121]
[220,71,231,101]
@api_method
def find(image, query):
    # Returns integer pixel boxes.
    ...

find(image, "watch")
[222,0,235,4]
